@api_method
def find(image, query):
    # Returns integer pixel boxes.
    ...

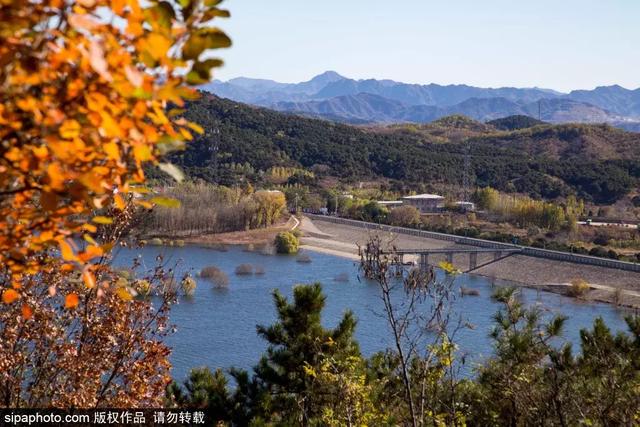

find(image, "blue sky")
[213,0,639,92]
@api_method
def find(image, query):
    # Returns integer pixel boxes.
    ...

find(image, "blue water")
[114,245,629,382]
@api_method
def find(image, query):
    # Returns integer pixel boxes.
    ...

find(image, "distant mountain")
[567,85,640,117]
[202,72,640,128]
[272,93,623,124]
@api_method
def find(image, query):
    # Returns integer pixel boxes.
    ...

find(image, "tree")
[252,283,361,424]
[388,205,421,226]
[274,231,299,254]
[473,187,499,211]
[1,0,230,308]
[0,204,176,407]
[0,0,231,408]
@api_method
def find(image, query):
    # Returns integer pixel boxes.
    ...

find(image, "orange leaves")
[59,239,77,262]
[59,119,81,139]
[2,289,20,304]
[0,0,230,311]
[65,293,79,309]
[82,268,96,289]
[21,304,33,320]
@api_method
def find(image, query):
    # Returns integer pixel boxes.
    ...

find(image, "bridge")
[387,247,523,273]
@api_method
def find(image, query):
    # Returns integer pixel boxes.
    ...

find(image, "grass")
[567,278,590,298]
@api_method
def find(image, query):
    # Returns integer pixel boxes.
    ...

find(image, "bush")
[200,266,229,288]
[235,264,254,275]
[148,237,163,246]
[181,276,196,296]
[567,278,590,297]
[275,231,299,254]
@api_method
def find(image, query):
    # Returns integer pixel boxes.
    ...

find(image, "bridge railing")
[307,214,640,273]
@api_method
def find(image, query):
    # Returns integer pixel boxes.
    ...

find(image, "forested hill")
[170,94,640,204]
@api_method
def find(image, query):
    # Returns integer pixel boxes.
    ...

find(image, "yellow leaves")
[187,121,204,134]
[0,0,230,312]
[32,145,49,159]
[103,142,120,161]
[99,111,123,138]
[81,223,97,233]
[64,293,79,309]
[47,163,65,190]
[92,216,113,225]
[114,193,126,210]
[59,119,81,139]
[133,144,153,163]
[438,261,460,275]
[116,286,134,301]
[150,196,181,208]
[2,289,20,304]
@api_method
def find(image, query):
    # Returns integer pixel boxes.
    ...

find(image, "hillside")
[168,94,640,204]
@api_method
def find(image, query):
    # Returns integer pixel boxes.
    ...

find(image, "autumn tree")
[1,0,230,306]
[0,0,230,407]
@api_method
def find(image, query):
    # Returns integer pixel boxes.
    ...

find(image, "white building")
[401,194,444,213]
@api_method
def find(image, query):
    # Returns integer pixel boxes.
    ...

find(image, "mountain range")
[202,71,640,129]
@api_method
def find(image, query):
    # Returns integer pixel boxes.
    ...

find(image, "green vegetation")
[164,95,640,204]
[274,231,299,254]
[487,114,546,130]
[168,282,640,425]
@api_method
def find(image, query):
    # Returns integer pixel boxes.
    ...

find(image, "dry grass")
[567,278,590,297]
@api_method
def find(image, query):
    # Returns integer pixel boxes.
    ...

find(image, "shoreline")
[299,217,640,310]
[300,241,638,311]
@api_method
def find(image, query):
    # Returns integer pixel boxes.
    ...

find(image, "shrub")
[275,231,299,254]
[175,239,185,247]
[200,266,229,288]
[148,238,163,246]
[235,264,254,275]
[181,276,197,296]
[567,278,590,297]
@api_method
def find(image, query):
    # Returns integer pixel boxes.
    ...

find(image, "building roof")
[377,200,403,205]
[401,194,444,200]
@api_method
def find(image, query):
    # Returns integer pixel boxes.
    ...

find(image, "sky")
[212,0,640,92]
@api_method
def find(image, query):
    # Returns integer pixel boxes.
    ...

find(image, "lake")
[114,244,628,382]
